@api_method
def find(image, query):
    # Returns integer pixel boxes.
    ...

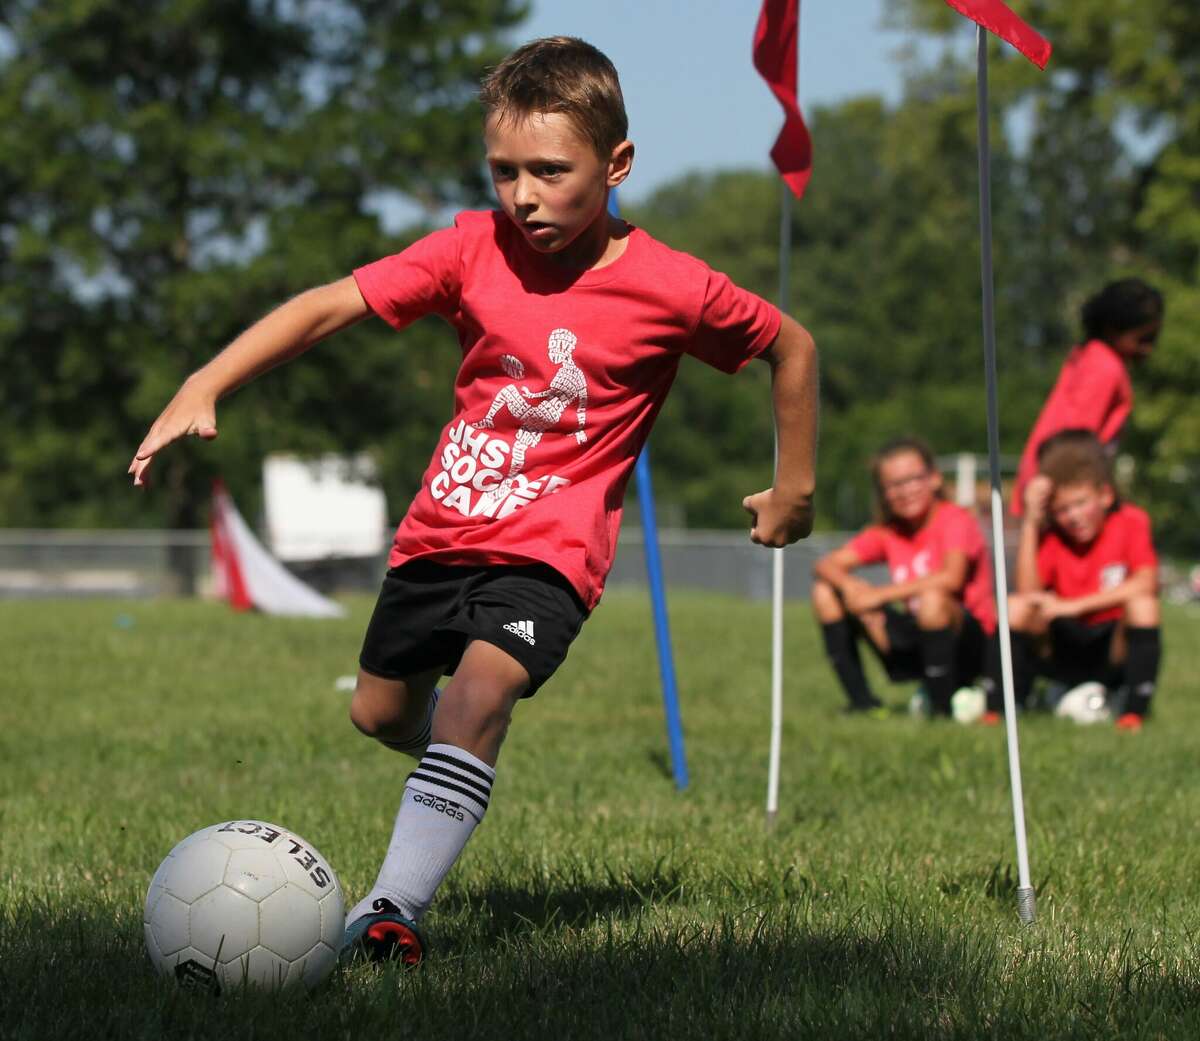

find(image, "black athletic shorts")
[358,559,588,696]
[1042,618,1120,687]
[860,605,987,686]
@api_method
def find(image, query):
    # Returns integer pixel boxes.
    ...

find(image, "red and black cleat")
[341,897,426,967]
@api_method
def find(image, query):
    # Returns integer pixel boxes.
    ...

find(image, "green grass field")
[3,591,1199,1039]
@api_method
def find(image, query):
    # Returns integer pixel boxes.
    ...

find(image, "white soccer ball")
[950,686,987,725]
[1053,681,1112,725]
[144,820,344,993]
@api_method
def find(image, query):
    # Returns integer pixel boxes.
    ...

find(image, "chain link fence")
[0,528,875,601]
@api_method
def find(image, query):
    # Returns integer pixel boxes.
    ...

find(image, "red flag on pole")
[753,0,811,200]
[942,0,1051,69]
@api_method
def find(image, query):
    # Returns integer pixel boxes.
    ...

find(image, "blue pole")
[635,447,689,790]
[609,191,689,790]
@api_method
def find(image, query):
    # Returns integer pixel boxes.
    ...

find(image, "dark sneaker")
[341,897,425,966]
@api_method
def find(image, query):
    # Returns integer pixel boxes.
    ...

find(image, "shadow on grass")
[435,857,688,941]
[4,891,1200,1041]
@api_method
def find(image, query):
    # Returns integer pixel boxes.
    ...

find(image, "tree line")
[2,1,1196,555]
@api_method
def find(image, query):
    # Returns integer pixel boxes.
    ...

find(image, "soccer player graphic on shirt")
[476,327,588,499]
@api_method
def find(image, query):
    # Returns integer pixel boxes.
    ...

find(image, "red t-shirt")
[1012,340,1132,515]
[353,210,781,610]
[846,500,997,634]
[1037,503,1157,625]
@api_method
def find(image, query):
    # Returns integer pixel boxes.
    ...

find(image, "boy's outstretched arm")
[128,277,370,486]
[742,314,817,547]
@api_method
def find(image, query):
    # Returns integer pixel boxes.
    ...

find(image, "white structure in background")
[263,453,388,563]
[211,482,346,618]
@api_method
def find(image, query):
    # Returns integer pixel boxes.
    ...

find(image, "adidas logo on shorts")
[503,619,536,645]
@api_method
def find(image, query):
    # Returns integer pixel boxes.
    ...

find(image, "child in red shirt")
[1012,278,1163,516]
[812,437,995,717]
[129,37,818,964]
[991,430,1160,730]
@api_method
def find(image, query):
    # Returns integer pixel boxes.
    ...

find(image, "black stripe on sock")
[414,761,493,800]
[408,772,489,812]
[423,750,494,785]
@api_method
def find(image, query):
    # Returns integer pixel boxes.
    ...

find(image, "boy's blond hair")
[480,36,628,159]
[1037,429,1112,489]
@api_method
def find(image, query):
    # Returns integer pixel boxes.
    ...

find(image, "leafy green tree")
[0,0,525,584]
[893,0,1200,553]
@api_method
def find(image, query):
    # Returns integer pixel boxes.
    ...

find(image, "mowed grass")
[2,591,1200,1040]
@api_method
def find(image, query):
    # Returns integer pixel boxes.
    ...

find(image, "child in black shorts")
[130,36,819,962]
[985,430,1161,731]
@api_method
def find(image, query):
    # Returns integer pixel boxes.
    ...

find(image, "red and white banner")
[941,0,1051,69]
[210,480,345,618]
[753,0,812,200]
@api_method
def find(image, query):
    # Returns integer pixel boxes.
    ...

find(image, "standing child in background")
[811,437,995,718]
[1012,278,1163,516]
[986,430,1161,731]
[129,37,818,965]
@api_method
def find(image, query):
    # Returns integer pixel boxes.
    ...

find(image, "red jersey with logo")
[1037,502,1157,625]
[1012,339,1132,515]
[846,500,997,633]
[353,210,781,610]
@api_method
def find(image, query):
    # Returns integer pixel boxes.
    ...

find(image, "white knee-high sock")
[379,688,440,759]
[348,743,495,925]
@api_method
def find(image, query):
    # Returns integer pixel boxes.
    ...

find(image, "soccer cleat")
[1115,712,1144,733]
[979,710,1001,727]
[340,897,425,967]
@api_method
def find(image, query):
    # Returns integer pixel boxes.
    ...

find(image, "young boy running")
[811,437,995,718]
[987,430,1161,731]
[128,37,818,963]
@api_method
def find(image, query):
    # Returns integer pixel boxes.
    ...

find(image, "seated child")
[987,429,1161,731]
[812,437,995,716]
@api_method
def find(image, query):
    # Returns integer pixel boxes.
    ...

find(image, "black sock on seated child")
[1122,626,1160,717]
[919,626,957,715]
[981,631,1037,713]
[820,619,879,709]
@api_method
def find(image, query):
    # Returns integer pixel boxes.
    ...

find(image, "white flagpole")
[974,25,1035,924]
[766,175,794,828]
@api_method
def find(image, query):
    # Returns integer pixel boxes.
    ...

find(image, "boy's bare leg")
[345,640,530,942]
[349,665,444,757]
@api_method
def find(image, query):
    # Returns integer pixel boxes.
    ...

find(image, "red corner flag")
[753,0,811,200]
[942,0,1051,69]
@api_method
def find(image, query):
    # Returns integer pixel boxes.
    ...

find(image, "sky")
[514,0,931,202]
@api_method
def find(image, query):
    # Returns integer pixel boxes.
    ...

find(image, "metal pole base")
[1016,886,1036,925]
[765,809,778,831]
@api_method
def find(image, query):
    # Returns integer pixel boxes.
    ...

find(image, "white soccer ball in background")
[144,820,344,993]
[950,685,986,725]
[1053,681,1112,725]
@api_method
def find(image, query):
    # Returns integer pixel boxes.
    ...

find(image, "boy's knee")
[811,579,842,618]
[348,691,386,738]
[1124,594,1160,628]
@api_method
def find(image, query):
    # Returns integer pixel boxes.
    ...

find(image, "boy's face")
[1049,480,1113,545]
[877,449,941,525]
[1107,317,1161,362]
[485,111,631,264]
